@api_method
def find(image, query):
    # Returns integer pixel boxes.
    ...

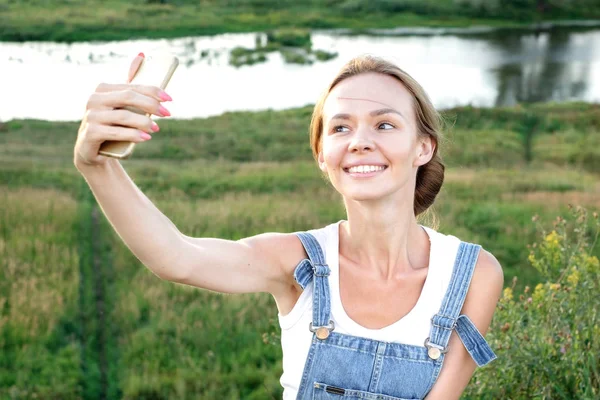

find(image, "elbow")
[146,233,191,283]
[161,259,191,284]
[152,269,186,283]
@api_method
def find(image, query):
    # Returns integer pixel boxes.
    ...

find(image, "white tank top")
[277,220,462,399]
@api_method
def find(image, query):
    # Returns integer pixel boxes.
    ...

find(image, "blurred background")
[1,1,599,399]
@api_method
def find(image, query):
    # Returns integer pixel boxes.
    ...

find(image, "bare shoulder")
[241,231,309,314]
[472,248,504,293]
[462,248,504,334]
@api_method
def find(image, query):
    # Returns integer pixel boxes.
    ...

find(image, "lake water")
[2,25,599,122]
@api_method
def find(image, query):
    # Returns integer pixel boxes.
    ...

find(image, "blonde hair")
[309,55,445,217]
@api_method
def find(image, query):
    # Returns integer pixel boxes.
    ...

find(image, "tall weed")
[464,206,600,399]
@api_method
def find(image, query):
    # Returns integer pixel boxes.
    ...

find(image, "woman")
[75,53,503,399]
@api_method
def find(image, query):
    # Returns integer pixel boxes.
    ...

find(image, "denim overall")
[292,232,496,400]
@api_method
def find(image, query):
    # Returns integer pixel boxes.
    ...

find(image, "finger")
[93,83,170,103]
[127,53,145,83]
[86,109,160,133]
[88,90,170,117]
[86,123,153,144]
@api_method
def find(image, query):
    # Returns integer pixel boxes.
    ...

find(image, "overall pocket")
[312,382,420,400]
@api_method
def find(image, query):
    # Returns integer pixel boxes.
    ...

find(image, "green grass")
[2,0,599,42]
[0,187,82,399]
[1,102,599,398]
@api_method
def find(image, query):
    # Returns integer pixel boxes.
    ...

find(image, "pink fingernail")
[151,122,160,132]
[158,105,171,117]
[140,132,152,140]
[159,91,172,101]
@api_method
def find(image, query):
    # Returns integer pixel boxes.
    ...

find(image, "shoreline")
[328,19,600,37]
[2,3,599,44]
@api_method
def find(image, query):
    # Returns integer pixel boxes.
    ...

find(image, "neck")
[339,198,429,281]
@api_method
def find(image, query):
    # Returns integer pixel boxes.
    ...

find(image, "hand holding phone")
[98,54,179,159]
[75,53,179,169]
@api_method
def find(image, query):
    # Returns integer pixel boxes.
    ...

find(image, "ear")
[317,150,327,173]
[414,135,435,167]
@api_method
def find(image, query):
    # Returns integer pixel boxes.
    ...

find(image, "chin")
[337,185,393,202]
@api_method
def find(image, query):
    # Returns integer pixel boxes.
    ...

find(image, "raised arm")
[78,158,302,295]
[74,54,304,301]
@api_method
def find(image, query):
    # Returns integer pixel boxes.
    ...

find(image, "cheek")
[382,136,416,162]
[321,139,343,168]
[389,147,412,163]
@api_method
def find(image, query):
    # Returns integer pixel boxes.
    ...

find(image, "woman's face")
[319,72,432,202]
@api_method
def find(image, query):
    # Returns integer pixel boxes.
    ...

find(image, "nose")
[348,128,375,153]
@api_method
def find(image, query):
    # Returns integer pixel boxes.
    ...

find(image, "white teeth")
[348,165,385,174]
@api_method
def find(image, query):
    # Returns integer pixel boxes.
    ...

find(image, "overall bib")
[292,232,496,400]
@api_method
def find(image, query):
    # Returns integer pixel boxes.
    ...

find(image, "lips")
[342,165,388,173]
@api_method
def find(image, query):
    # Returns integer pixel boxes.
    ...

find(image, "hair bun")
[414,155,445,216]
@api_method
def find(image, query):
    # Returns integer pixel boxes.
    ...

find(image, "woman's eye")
[333,125,349,133]
[378,122,395,130]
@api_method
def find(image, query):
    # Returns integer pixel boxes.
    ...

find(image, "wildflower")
[545,230,560,247]
[532,283,546,304]
[501,323,511,333]
[566,267,580,287]
[503,287,514,301]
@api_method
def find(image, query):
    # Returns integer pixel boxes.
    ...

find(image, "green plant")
[464,206,600,399]
[280,48,313,65]
[266,28,312,49]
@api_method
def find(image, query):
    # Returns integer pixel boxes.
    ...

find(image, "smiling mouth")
[343,166,388,174]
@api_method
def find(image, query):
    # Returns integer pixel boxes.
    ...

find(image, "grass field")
[0,102,599,398]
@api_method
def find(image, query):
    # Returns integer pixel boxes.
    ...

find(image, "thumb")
[127,52,145,83]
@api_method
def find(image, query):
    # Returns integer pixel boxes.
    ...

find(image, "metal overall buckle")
[309,320,335,340]
[424,337,448,360]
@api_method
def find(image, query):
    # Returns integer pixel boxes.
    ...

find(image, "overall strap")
[426,242,497,367]
[294,232,333,331]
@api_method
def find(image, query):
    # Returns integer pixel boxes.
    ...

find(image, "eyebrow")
[329,108,405,122]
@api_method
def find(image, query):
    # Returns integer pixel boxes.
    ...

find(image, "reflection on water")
[487,28,594,105]
[1,26,599,121]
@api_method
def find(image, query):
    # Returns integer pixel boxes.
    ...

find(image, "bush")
[266,28,312,49]
[229,46,268,67]
[280,48,313,65]
[464,206,600,399]
[313,49,338,62]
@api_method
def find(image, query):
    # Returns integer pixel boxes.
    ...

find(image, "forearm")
[77,158,185,280]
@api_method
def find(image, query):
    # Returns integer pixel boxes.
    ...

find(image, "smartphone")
[99,54,179,159]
